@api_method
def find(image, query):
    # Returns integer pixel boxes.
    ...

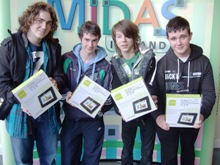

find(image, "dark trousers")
[61,118,104,165]
[156,126,199,165]
[121,115,156,165]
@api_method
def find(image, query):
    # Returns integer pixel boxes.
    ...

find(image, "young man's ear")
[189,32,193,40]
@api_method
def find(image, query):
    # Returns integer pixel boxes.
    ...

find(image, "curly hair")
[112,19,141,57]
[18,1,58,41]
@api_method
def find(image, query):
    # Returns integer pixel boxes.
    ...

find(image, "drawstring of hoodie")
[149,56,157,86]
[187,61,190,89]
[76,55,96,82]
[91,63,96,80]
[76,58,82,84]
[177,59,180,83]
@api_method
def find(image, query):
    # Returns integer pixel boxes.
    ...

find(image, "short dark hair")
[78,21,101,40]
[112,19,140,57]
[166,16,191,37]
[18,2,58,41]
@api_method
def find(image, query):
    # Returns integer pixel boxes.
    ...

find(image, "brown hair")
[112,19,140,57]
[166,16,191,37]
[78,21,101,40]
[18,2,58,41]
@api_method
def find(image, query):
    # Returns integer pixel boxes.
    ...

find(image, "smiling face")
[115,31,134,56]
[167,28,192,58]
[27,10,52,45]
[81,32,99,55]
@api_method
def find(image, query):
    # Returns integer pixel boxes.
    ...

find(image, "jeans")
[61,118,104,165]
[10,112,58,165]
[121,114,156,165]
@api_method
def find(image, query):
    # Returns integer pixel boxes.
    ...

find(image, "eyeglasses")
[33,18,52,28]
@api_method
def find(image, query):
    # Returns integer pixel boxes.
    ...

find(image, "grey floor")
[0,149,219,165]
[99,148,220,165]
[99,161,160,165]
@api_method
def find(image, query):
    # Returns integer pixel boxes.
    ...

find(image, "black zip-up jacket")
[0,30,65,104]
[152,44,216,120]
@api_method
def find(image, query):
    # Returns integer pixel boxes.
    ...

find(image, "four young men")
[0,1,216,165]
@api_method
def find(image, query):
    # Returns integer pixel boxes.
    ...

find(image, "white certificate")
[166,94,201,127]
[111,77,157,122]
[69,75,110,118]
[12,70,62,119]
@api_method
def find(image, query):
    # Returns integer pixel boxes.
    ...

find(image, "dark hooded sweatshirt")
[152,44,216,120]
